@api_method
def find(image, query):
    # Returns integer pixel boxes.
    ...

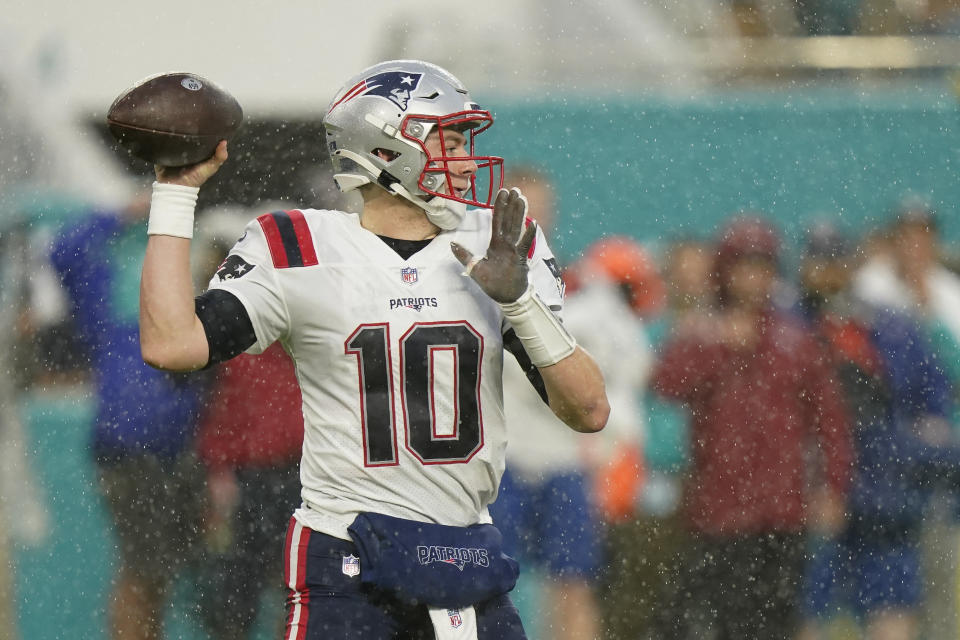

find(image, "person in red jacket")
[191,217,306,639]
[650,216,853,640]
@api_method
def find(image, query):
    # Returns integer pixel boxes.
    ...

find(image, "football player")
[138,60,608,639]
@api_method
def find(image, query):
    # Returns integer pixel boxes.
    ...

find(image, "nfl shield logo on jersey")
[447,609,463,629]
[341,554,360,577]
[401,267,419,285]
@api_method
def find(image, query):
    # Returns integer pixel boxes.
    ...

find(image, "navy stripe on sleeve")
[269,211,306,268]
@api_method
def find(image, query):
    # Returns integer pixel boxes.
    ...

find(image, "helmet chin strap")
[333,149,467,230]
[390,183,467,230]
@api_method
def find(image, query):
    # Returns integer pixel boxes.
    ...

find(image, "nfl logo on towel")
[447,609,463,629]
[341,554,360,577]
[401,267,418,285]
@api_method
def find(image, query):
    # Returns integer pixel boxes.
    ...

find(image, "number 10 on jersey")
[345,321,485,467]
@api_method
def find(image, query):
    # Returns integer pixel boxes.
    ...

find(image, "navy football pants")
[283,517,528,640]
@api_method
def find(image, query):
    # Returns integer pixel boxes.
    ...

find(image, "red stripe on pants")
[284,518,311,640]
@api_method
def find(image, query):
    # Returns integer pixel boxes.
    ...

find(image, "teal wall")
[485,86,960,263]
[16,390,110,639]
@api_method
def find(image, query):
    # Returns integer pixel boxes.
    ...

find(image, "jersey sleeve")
[526,223,566,315]
[204,218,290,354]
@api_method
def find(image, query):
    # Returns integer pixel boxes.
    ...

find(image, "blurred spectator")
[794,0,861,34]
[796,222,960,640]
[924,0,960,33]
[724,0,960,36]
[729,0,802,36]
[0,220,52,640]
[15,221,89,388]
[50,190,208,640]
[489,167,608,640]
[853,199,960,640]
[189,207,305,640]
[580,237,665,523]
[860,0,960,33]
[854,198,960,353]
[650,216,853,640]
[0,399,47,640]
[194,344,303,638]
[562,237,669,640]
[601,237,710,639]
[645,237,714,490]
[660,237,716,315]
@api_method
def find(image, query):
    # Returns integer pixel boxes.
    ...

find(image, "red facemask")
[400,110,504,209]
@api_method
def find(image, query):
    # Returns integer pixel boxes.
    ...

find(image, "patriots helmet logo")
[333,71,424,112]
[442,557,467,571]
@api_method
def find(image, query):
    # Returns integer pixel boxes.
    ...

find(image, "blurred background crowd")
[8,1,960,639]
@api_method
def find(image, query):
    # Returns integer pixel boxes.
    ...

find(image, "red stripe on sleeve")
[287,210,319,266]
[258,213,290,269]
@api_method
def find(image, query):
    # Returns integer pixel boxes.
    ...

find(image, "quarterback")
[139,60,608,639]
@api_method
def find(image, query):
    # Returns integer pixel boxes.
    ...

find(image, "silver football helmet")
[322,60,503,229]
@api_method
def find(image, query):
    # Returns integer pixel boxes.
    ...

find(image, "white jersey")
[207,207,563,540]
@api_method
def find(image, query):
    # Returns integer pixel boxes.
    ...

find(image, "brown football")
[107,72,243,167]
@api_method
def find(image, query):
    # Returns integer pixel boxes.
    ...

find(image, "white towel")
[428,605,478,640]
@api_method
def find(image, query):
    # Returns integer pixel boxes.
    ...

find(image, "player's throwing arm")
[140,141,228,371]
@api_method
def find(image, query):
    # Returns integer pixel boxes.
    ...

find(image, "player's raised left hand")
[451,188,538,304]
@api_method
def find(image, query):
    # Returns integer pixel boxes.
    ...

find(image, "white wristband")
[148,181,199,238]
[499,284,577,367]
